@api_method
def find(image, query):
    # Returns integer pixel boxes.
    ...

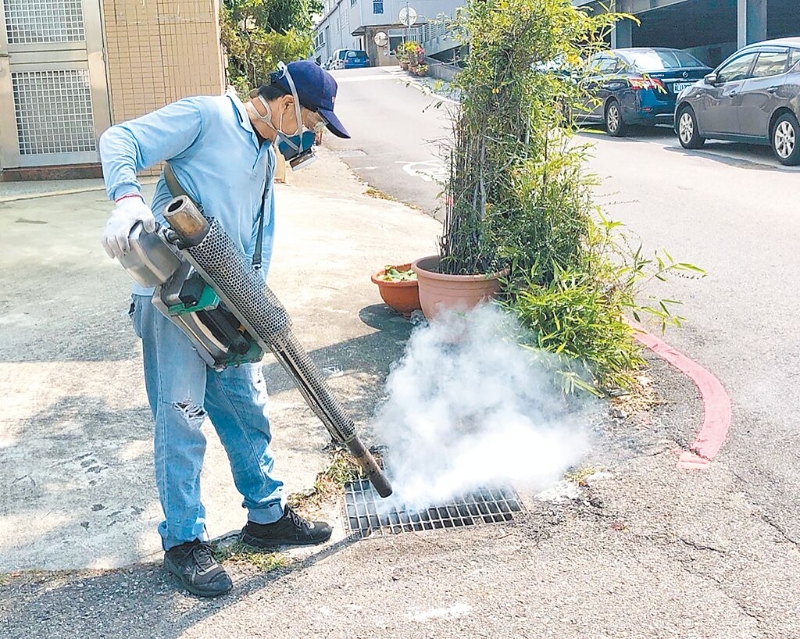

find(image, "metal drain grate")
[344,479,523,538]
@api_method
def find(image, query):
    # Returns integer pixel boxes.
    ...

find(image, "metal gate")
[0,0,111,169]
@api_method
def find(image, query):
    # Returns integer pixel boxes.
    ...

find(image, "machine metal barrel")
[164,196,392,497]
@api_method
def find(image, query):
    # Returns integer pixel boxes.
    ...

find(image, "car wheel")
[772,113,800,166]
[604,100,626,137]
[677,106,705,150]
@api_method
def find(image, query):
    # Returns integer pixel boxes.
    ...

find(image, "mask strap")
[277,61,304,138]
[256,95,272,123]
[277,111,302,153]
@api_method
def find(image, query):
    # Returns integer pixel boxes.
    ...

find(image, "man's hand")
[101,196,156,259]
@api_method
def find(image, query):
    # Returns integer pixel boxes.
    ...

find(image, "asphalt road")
[324,68,800,549]
[324,67,454,219]
[583,125,800,548]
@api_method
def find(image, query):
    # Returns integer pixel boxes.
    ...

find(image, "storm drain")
[343,479,523,538]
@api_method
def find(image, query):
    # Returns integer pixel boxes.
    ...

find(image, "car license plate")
[672,82,694,93]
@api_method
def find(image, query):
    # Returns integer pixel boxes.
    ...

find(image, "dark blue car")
[328,49,370,70]
[578,48,712,136]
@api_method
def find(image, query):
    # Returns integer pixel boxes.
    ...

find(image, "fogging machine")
[118,195,392,498]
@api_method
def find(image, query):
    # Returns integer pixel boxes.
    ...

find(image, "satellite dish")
[374,31,389,47]
[399,7,417,27]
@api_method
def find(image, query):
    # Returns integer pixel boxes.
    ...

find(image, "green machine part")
[168,282,264,367]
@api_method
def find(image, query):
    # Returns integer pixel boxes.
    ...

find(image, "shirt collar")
[226,91,258,138]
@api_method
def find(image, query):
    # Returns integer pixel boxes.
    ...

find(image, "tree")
[220,0,321,92]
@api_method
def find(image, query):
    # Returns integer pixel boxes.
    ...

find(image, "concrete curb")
[630,322,732,470]
[0,177,159,204]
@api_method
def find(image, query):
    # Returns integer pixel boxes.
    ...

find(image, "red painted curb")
[629,322,732,470]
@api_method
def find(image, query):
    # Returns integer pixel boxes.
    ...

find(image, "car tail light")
[628,76,667,93]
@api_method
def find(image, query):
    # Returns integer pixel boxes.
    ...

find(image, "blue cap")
[271,60,350,139]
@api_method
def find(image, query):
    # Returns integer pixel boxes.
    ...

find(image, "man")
[99,61,350,597]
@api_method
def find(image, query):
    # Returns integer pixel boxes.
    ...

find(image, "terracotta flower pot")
[411,255,503,320]
[371,263,421,317]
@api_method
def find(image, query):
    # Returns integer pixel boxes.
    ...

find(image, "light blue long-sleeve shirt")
[99,92,276,296]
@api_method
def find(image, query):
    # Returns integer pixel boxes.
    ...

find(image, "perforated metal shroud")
[184,219,355,442]
[183,219,392,497]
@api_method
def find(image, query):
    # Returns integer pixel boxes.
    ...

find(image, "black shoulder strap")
[164,162,195,205]
[164,161,266,270]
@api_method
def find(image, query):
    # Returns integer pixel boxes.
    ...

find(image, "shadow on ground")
[0,535,361,639]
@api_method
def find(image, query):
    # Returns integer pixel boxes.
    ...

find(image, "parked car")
[328,49,370,70]
[577,48,712,136]
[675,38,800,165]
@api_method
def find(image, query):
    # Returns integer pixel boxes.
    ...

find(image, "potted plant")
[371,264,421,317]
[398,42,425,74]
[396,47,410,70]
[411,0,703,397]
[412,0,617,319]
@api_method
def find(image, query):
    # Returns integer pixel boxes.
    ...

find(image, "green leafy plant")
[397,41,426,69]
[437,0,702,394]
[378,266,418,282]
[220,0,316,93]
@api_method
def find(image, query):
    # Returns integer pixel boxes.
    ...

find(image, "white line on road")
[398,160,448,182]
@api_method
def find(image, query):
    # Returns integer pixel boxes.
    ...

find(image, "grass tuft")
[213,542,289,572]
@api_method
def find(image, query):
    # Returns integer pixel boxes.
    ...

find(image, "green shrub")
[506,267,645,394]
[440,0,702,394]
[220,1,314,93]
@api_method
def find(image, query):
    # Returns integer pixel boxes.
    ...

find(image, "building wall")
[0,0,225,179]
[100,0,224,176]
[314,0,463,65]
[581,0,800,66]
[102,0,224,125]
[315,0,363,64]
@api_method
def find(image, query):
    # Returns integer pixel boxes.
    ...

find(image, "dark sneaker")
[164,539,232,597]
[240,505,332,548]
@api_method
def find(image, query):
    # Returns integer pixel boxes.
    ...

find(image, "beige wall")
[102,0,225,125]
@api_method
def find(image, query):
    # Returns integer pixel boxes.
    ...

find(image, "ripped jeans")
[130,294,285,550]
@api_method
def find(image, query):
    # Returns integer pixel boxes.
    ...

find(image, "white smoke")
[373,304,593,511]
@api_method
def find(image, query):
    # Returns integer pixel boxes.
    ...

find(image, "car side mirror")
[705,72,718,85]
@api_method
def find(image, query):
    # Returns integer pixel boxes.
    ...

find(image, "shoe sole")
[239,530,332,549]
[164,556,233,598]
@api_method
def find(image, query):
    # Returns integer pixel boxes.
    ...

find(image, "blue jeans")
[130,294,285,550]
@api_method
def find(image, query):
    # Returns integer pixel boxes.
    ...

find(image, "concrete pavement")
[1,150,799,638]
[0,148,440,571]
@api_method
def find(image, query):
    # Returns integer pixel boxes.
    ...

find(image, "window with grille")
[373,2,384,14]
[4,0,85,45]
[12,70,96,155]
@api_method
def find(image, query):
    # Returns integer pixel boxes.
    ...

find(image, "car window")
[347,50,367,59]
[620,49,705,72]
[751,50,789,78]
[716,53,757,83]
[591,56,618,75]
[789,48,800,70]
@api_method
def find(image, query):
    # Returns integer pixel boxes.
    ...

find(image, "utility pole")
[405,0,410,43]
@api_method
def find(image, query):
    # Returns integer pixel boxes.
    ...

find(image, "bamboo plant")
[438,0,703,393]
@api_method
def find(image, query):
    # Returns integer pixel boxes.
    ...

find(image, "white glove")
[101,196,156,259]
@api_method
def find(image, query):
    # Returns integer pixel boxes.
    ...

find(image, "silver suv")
[675,38,800,165]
